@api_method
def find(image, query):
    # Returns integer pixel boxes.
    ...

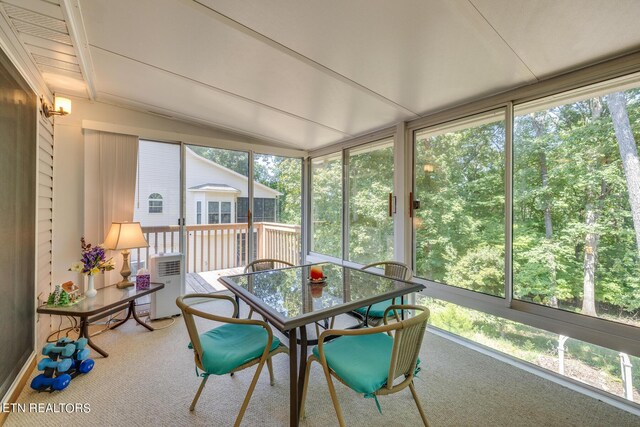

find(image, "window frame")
[411,110,506,297]
[404,82,640,355]
[308,135,397,265]
[207,201,220,224]
[220,201,231,224]
[148,193,163,214]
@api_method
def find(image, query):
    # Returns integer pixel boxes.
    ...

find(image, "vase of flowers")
[70,237,115,297]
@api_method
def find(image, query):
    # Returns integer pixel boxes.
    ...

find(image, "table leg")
[289,328,299,427]
[132,301,154,331]
[297,326,308,414]
[401,295,405,320]
[234,295,240,318]
[80,316,108,358]
[109,303,133,330]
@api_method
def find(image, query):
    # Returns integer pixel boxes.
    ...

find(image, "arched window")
[148,193,163,213]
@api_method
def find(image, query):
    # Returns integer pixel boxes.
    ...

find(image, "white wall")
[52,123,85,290]
[133,140,181,227]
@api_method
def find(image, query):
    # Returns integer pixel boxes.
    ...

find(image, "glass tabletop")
[220,262,424,330]
[36,283,164,316]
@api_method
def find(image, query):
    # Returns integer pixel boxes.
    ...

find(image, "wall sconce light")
[42,95,72,118]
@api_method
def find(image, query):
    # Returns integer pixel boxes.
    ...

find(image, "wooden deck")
[185,267,244,294]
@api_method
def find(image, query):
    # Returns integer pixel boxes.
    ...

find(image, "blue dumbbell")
[38,358,73,373]
[30,373,71,391]
[77,358,94,374]
[75,348,90,361]
[43,343,75,357]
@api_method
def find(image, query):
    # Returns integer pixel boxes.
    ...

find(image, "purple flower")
[69,237,115,275]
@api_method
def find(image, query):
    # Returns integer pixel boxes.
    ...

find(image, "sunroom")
[1,1,640,426]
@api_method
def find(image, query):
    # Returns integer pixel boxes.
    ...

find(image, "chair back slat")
[384,263,411,280]
[362,261,412,281]
[245,258,294,273]
[392,320,427,380]
[384,306,430,388]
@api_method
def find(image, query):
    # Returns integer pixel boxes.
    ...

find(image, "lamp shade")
[103,222,148,250]
[54,96,71,115]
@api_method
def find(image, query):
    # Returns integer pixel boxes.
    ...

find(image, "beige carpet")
[5,299,639,427]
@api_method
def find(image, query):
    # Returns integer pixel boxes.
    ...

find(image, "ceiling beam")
[60,0,95,99]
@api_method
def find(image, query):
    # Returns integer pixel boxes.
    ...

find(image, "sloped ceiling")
[2,0,640,151]
[0,0,89,97]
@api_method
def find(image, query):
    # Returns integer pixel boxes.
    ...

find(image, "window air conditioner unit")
[150,253,184,320]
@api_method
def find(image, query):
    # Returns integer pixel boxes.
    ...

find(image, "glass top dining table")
[218,262,424,427]
[219,262,425,331]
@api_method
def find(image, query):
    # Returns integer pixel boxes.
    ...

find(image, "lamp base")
[116,280,135,289]
[116,249,133,289]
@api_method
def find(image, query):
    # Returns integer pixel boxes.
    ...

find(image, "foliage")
[348,143,394,264]
[413,119,505,295]
[512,89,640,315]
[311,155,343,257]
[69,237,114,276]
[190,146,249,176]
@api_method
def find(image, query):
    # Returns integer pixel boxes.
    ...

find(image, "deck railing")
[134,222,301,273]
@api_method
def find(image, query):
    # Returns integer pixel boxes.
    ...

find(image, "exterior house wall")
[133,140,181,227]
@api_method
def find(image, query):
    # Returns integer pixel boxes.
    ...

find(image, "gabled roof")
[188,183,240,193]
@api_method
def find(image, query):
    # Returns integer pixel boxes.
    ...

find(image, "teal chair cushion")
[313,333,393,394]
[198,323,280,375]
[354,299,397,318]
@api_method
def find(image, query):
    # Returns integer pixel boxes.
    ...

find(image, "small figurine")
[61,281,80,302]
[46,285,70,306]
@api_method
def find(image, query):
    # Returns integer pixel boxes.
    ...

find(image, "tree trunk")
[540,151,553,239]
[607,91,640,254]
[582,202,598,316]
[531,114,557,306]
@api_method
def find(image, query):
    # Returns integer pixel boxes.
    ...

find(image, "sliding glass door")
[347,139,394,264]
[309,138,396,265]
[254,153,303,265]
[310,153,343,259]
[413,111,506,297]
[184,145,250,291]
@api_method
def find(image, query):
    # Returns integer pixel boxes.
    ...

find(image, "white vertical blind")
[36,113,53,346]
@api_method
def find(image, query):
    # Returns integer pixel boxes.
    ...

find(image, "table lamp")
[103,221,149,289]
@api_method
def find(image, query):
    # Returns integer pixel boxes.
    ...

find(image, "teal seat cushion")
[313,333,393,394]
[197,323,280,375]
[354,299,397,318]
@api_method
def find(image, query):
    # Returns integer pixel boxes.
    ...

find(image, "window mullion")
[505,102,514,308]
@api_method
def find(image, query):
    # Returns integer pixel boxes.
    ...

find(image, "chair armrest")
[178,293,273,329]
[177,293,239,318]
[177,293,284,363]
[382,304,428,327]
